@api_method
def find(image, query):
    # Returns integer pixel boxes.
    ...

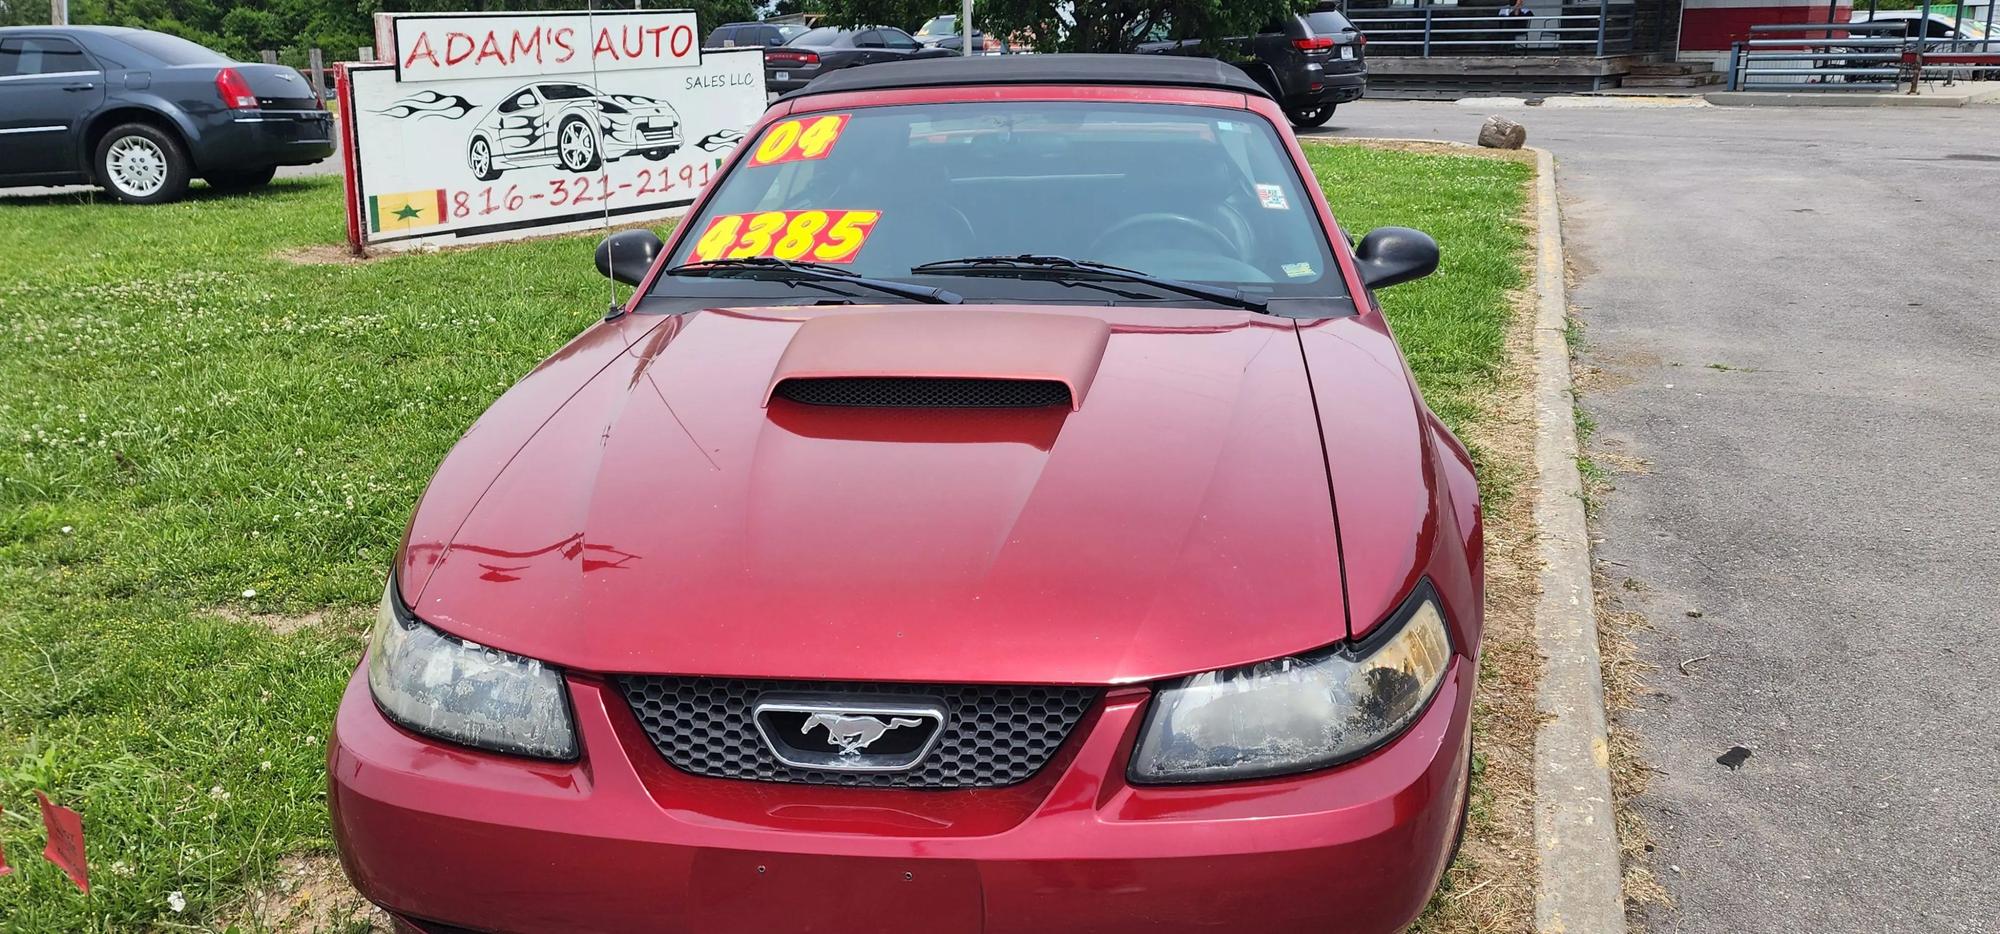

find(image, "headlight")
[1129,583,1453,784]
[367,579,578,760]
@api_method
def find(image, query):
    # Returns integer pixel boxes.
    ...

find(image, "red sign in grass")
[37,792,88,893]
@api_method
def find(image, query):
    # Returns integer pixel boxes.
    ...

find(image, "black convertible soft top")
[780,54,1272,102]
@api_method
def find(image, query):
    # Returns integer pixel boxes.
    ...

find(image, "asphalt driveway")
[1306,99,2000,932]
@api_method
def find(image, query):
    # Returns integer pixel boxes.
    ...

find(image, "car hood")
[401,304,1384,685]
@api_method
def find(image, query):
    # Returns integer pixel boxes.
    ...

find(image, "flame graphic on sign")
[697,129,743,152]
[375,90,476,120]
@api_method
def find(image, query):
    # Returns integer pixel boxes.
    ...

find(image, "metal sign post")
[962,0,974,56]
[50,0,68,26]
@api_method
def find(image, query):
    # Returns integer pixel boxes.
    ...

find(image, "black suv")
[1140,8,1366,129]
[0,26,332,203]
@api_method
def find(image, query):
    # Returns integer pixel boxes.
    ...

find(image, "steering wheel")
[1086,213,1238,258]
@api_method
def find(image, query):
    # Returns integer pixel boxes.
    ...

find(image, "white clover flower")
[167,891,186,913]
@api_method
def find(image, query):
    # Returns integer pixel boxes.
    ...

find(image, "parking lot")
[1312,99,2000,933]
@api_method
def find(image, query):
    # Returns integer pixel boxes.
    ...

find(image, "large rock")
[1477,115,1527,149]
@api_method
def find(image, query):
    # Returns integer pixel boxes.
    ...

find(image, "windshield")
[917,16,956,37]
[649,102,1344,309]
[539,84,594,100]
[109,30,230,65]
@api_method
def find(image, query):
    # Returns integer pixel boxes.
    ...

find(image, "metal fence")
[1726,20,2000,91]
[1346,2,1639,57]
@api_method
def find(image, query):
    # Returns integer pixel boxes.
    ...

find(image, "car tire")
[1288,106,1336,129]
[643,148,670,161]
[468,137,500,182]
[94,122,190,205]
[204,165,277,192]
[557,117,602,173]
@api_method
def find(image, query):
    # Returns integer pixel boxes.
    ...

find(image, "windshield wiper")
[664,258,962,305]
[909,254,1266,312]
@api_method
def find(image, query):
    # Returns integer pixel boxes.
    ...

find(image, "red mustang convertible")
[330,55,1480,934]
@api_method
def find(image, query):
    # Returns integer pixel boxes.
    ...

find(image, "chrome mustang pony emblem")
[802,713,927,756]
[752,697,948,772]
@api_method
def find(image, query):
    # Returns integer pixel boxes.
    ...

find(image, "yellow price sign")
[747,114,851,167]
[686,209,883,265]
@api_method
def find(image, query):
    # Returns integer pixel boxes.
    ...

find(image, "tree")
[973,0,1311,53]
[814,0,952,31]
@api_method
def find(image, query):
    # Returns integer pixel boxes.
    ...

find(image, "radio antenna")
[592,0,620,318]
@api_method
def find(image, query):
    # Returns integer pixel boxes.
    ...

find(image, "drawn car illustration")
[464,81,683,180]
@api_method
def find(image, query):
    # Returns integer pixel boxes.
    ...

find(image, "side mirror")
[595,229,663,286]
[1353,227,1439,290]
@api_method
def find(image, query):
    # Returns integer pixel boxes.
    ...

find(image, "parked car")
[329,54,1477,934]
[762,25,954,97]
[913,14,961,44]
[1849,9,1993,49]
[913,14,1003,53]
[1140,7,1367,128]
[0,26,332,203]
[704,21,809,48]
[465,81,681,180]
[932,31,1004,55]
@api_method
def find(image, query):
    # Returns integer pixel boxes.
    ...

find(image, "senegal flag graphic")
[368,189,448,233]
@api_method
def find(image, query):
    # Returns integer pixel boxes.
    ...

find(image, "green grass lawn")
[0,148,1529,931]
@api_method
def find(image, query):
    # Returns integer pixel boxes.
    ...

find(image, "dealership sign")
[390,10,701,82]
[339,10,764,252]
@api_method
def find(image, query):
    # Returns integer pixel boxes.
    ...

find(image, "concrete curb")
[1525,147,1627,934]
[1303,136,1628,931]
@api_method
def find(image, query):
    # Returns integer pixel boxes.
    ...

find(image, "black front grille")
[618,677,1097,788]
[772,376,1071,409]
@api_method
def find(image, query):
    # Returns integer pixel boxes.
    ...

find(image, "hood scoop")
[773,375,1072,408]
[763,310,1110,412]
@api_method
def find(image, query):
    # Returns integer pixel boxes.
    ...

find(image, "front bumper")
[330,658,1472,934]
[189,110,335,170]
[608,126,682,158]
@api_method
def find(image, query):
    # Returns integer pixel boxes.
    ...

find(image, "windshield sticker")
[1256,184,1290,211]
[1283,262,1316,278]
[747,114,851,167]
[687,209,882,264]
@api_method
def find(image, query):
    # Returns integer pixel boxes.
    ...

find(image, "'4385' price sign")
[687,209,882,264]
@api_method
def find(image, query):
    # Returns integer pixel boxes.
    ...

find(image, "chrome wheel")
[106,135,168,198]
[559,121,596,171]
[469,139,491,178]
